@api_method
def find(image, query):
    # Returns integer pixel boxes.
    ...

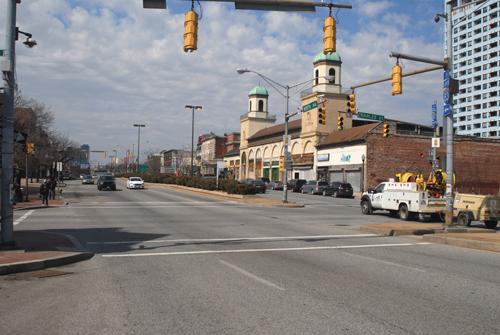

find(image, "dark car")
[98,175,116,191]
[267,180,283,190]
[287,179,307,192]
[300,180,330,195]
[242,178,254,183]
[249,180,266,193]
[324,181,354,198]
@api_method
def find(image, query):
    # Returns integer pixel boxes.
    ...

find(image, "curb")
[0,252,94,276]
[359,225,496,237]
[423,234,500,253]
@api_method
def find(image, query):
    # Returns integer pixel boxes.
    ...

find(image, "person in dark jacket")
[49,177,57,200]
[40,179,50,206]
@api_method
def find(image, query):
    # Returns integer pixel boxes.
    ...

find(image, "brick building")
[316,120,500,195]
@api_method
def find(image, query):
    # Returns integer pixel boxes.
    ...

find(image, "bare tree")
[142,147,162,174]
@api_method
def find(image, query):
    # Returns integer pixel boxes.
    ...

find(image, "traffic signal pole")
[1,0,17,248]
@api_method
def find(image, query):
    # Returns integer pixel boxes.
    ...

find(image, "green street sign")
[0,50,5,57]
[302,101,318,113]
[357,112,385,122]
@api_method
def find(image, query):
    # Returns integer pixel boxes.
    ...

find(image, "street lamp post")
[237,68,334,203]
[185,105,202,177]
[1,1,37,247]
[133,124,145,173]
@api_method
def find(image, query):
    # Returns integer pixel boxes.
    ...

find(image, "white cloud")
[0,0,444,163]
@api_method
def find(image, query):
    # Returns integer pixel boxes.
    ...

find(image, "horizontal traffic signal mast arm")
[389,51,449,69]
[350,65,443,90]
[144,0,351,12]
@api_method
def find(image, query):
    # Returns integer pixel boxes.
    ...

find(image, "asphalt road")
[1,179,499,334]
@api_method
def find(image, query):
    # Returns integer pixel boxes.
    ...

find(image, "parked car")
[242,178,254,183]
[267,180,283,190]
[324,182,354,198]
[97,175,116,191]
[256,177,270,186]
[127,177,145,189]
[300,180,330,195]
[287,179,307,192]
[92,174,98,179]
[249,180,266,193]
[82,175,94,185]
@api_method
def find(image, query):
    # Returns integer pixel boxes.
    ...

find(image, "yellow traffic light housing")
[184,9,198,53]
[337,116,344,131]
[279,157,284,172]
[323,13,336,55]
[391,65,402,96]
[318,107,326,125]
[27,143,34,154]
[347,94,356,114]
[383,123,389,137]
[104,152,107,158]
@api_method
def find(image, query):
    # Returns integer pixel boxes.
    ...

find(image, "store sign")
[317,153,329,161]
[340,154,351,162]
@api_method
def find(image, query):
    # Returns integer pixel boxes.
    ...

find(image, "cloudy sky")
[1,0,446,164]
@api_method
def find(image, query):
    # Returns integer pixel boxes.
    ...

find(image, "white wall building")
[447,0,500,137]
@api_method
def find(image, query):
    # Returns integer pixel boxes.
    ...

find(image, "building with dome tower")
[238,50,359,182]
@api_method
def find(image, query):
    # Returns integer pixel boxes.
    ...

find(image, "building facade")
[447,0,500,137]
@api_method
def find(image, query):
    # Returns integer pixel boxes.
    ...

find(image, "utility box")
[454,193,500,229]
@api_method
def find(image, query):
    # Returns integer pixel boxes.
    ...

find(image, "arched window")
[258,100,264,111]
[315,69,319,85]
[329,68,336,83]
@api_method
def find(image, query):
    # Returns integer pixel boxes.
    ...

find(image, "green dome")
[249,85,268,96]
[314,51,341,63]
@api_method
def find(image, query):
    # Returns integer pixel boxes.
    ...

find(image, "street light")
[2,0,38,247]
[133,124,145,173]
[237,68,334,203]
[185,105,202,177]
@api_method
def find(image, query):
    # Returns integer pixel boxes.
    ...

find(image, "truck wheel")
[361,200,372,215]
[399,204,413,221]
[484,220,498,229]
[457,212,470,226]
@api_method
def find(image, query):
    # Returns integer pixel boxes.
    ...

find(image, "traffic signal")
[104,152,107,158]
[347,94,356,114]
[22,144,27,153]
[337,116,344,131]
[318,107,326,125]
[184,9,198,53]
[86,152,88,158]
[391,65,402,96]
[323,14,336,55]
[27,143,34,154]
[279,157,284,172]
[383,123,389,137]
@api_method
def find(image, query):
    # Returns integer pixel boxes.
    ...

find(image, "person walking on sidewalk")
[40,179,50,206]
[49,177,57,200]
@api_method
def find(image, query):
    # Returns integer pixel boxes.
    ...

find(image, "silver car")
[300,180,330,195]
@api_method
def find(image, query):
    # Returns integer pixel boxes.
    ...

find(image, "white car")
[127,177,144,189]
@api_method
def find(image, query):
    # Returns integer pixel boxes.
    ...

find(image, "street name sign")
[443,87,449,104]
[302,101,318,113]
[357,112,385,122]
[443,70,449,89]
[0,49,5,57]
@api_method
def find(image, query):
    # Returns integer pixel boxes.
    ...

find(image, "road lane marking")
[66,204,249,209]
[102,243,431,257]
[342,252,427,272]
[14,210,35,226]
[88,234,377,245]
[147,188,206,202]
[218,259,285,291]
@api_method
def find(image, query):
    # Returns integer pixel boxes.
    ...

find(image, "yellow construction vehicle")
[454,194,500,229]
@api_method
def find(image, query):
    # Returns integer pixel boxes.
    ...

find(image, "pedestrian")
[40,179,50,206]
[49,177,57,200]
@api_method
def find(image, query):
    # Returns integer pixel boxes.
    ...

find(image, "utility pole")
[1,0,18,248]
